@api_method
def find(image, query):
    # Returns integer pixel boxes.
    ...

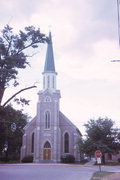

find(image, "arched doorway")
[43,141,51,160]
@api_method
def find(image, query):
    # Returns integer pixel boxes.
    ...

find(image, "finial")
[48,25,52,43]
[48,25,52,32]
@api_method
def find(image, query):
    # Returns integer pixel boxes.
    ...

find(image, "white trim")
[43,76,45,89]
[43,73,57,91]
[47,75,50,88]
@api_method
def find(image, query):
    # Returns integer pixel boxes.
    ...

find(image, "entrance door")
[43,141,51,160]
[43,149,51,160]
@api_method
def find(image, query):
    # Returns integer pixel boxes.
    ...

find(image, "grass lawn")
[104,161,120,166]
[94,160,120,166]
[76,159,89,164]
[90,171,115,180]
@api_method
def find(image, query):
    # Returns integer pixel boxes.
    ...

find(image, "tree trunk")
[0,84,5,105]
[102,154,105,164]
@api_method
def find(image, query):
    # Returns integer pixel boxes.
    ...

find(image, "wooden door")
[43,149,51,160]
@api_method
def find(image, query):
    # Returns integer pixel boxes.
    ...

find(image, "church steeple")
[42,32,57,91]
[44,32,56,73]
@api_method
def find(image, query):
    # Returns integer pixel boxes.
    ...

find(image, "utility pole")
[111,0,120,63]
[117,0,120,47]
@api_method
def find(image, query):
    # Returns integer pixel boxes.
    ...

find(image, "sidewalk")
[102,172,120,180]
[85,159,96,166]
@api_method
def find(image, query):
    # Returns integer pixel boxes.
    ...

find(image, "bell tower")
[34,32,61,163]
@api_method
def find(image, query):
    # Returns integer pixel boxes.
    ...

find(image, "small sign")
[95,150,102,172]
[95,150,102,158]
[97,157,101,164]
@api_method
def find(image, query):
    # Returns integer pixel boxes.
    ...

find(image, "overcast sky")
[0,0,120,135]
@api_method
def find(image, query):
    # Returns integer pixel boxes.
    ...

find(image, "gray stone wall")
[21,90,81,163]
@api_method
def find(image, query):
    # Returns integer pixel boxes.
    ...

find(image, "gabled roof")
[59,111,82,136]
[43,32,56,73]
[24,116,36,130]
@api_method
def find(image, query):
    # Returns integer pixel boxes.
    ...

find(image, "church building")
[20,32,82,163]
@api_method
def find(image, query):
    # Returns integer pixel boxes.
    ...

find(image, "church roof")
[59,111,82,136]
[43,32,56,73]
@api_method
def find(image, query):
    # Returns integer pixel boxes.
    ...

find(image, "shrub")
[0,156,9,162]
[118,158,120,163]
[21,155,33,163]
[61,154,75,163]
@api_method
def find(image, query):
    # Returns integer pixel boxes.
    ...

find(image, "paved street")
[0,164,120,180]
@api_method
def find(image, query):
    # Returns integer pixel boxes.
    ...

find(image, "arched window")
[31,132,34,153]
[45,111,50,129]
[53,76,54,88]
[64,133,69,153]
[44,141,51,149]
[43,76,45,89]
[47,76,50,88]
[44,96,51,102]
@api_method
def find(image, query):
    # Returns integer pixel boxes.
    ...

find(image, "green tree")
[0,25,48,105]
[82,117,120,163]
[0,105,28,161]
[0,25,48,161]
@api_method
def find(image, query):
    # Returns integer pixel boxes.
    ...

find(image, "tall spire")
[42,32,57,91]
[44,32,56,73]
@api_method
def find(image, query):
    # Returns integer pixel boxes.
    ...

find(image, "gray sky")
[1,0,120,134]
